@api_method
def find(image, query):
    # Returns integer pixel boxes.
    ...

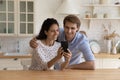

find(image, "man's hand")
[63,49,72,62]
[29,37,38,48]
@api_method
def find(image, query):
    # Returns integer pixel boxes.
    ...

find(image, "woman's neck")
[42,39,54,46]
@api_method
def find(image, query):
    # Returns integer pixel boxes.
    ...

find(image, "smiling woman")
[29,18,72,71]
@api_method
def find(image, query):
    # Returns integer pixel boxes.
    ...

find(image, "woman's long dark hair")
[36,18,59,40]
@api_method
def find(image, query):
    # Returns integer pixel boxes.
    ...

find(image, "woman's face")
[45,24,59,41]
[64,21,78,42]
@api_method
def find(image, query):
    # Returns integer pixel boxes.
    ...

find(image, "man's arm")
[67,60,95,70]
[73,33,95,70]
[29,37,38,48]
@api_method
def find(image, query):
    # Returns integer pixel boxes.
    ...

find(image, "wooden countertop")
[0,69,120,80]
[0,52,120,58]
[0,53,32,58]
[94,53,120,58]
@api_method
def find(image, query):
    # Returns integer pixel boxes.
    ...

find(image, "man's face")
[64,21,79,42]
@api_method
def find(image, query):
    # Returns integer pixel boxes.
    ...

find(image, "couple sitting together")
[29,15,95,71]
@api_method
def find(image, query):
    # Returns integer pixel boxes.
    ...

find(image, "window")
[0,0,34,36]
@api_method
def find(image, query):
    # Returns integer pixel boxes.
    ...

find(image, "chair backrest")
[21,59,31,70]
[79,31,87,37]
[80,31,95,53]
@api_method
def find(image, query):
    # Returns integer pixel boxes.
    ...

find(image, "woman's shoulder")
[54,41,61,48]
[55,41,61,45]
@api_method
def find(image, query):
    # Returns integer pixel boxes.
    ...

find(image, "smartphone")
[61,41,68,52]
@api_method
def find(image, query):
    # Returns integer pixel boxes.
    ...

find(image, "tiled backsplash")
[0,20,120,54]
[0,37,33,54]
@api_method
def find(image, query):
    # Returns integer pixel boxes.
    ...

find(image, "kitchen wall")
[34,0,120,53]
[0,37,32,54]
[0,0,120,53]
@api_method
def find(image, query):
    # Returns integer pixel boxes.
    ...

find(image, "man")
[30,15,95,70]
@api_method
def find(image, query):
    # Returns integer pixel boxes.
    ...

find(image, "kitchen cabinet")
[0,54,32,70]
[95,58,120,69]
[0,0,34,36]
[102,58,120,69]
[0,58,23,70]
[21,58,31,70]
[95,53,120,69]
[95,58,103,69]
[80,53,120,69]
[0,58,32,70]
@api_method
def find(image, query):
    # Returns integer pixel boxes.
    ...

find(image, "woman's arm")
[47,55,62,68]
[47,47,63,68]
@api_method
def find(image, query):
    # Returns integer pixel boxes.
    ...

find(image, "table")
[0,69,120,80]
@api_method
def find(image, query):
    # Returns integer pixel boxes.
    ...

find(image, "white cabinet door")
[0,0,16,36]
[102,59,120,69]
[0,58,23,70]
[95,58,103,69]
[20,58,31,70]
[18,0,34,36]
[95,58,120,69]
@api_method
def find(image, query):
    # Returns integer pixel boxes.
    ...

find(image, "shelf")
[83,18,120,20]
[80,2,120,22]
[80,4,120,7]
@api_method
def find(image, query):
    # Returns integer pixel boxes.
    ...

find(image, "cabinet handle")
[14,58,18,60]
[3,68,7,70]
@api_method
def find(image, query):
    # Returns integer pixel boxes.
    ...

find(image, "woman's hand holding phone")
[57,47,72,62]
[57,47,64,59]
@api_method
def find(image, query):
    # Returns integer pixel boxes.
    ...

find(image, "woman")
[29,18,72,70]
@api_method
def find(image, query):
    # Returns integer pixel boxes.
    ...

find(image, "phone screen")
[61,41,68,52]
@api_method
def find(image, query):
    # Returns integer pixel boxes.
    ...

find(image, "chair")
[21,59,31,70]
[79,31,87,37]
[80,31,95,53]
